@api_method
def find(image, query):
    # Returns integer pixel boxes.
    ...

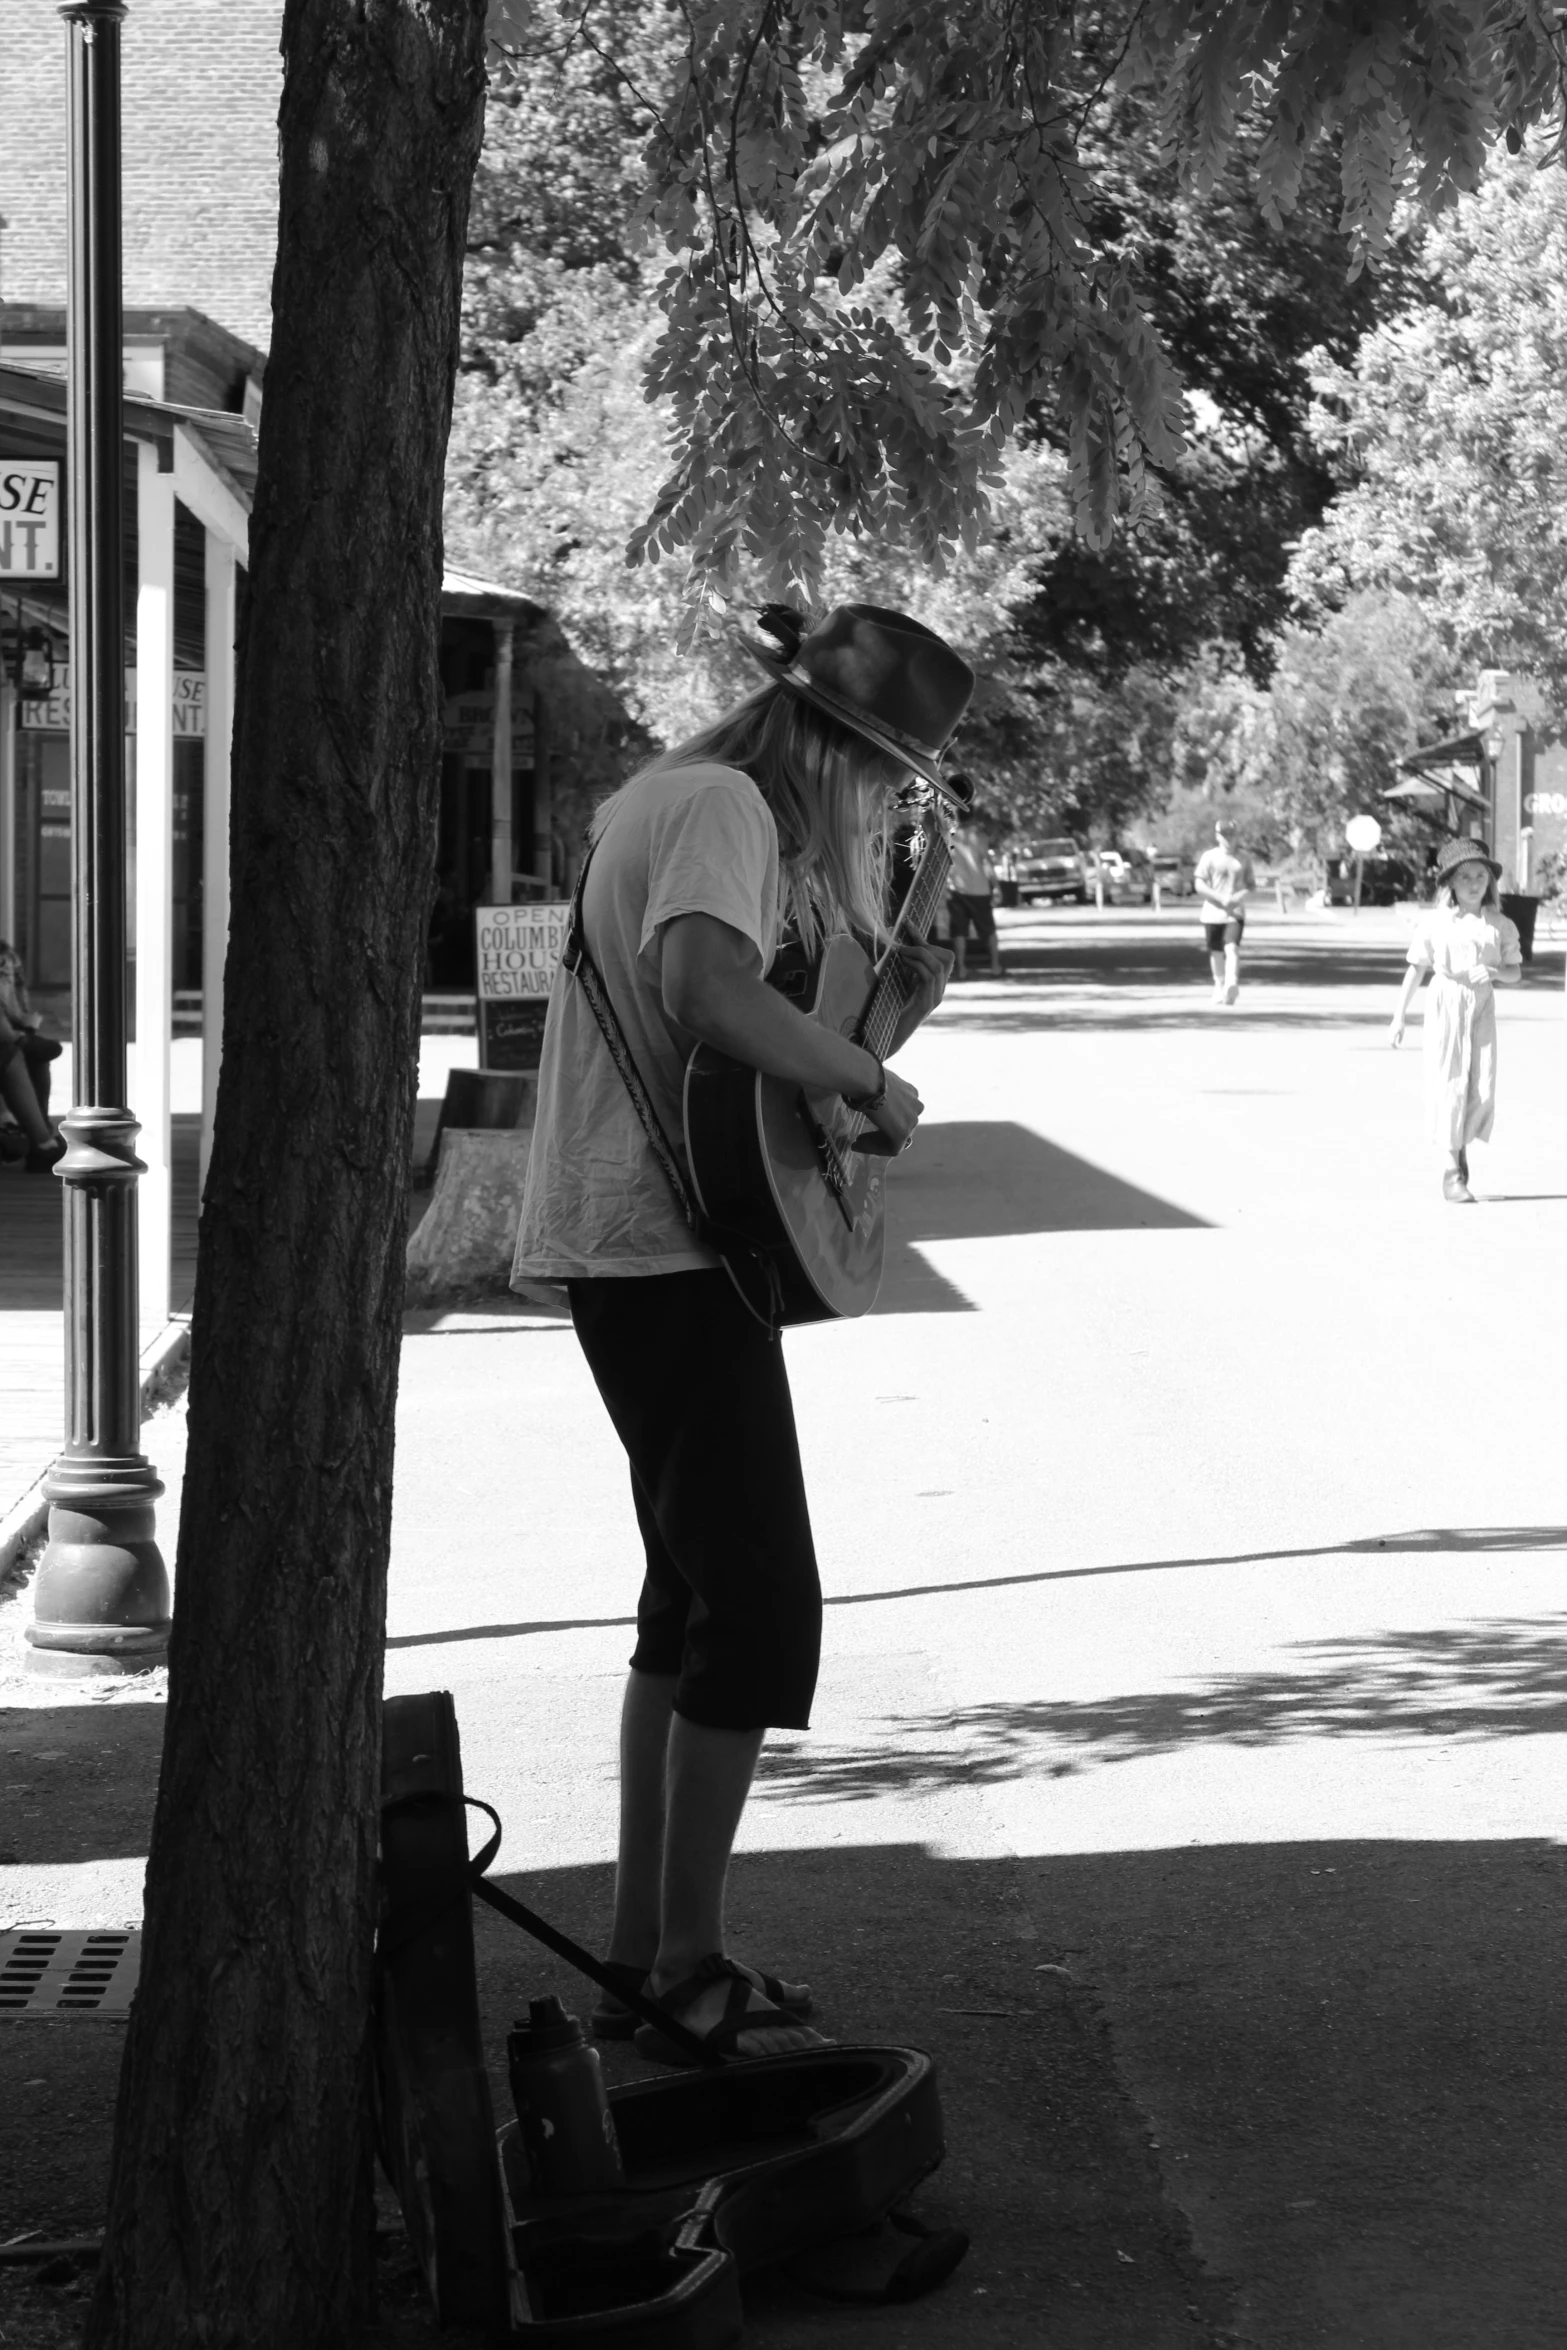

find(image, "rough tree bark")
[85,5,488,2345]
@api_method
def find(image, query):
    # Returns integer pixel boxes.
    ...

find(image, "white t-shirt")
[511,761,781,1282]
[1193,845,1251,926]
[948,829,993,897]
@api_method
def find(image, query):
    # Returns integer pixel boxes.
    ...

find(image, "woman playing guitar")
[511,604,974,2066]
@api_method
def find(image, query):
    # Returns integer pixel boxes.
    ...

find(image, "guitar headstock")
[893,775,958,847]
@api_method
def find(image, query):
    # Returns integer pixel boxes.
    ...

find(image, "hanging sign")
[474,900,569,1071]
[19,667,205,732]
[0,460,60,578]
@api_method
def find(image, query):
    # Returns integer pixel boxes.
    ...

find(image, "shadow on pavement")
[473,1836,1567,2348]
[0,1701,165,1864]
[938,1001,1396,1033]
[753,1611,1567,1800]
[7,1752,1567,2344]
[467,1842,1228,2350]
[998,943,1406,990]
[0,1824,1232,2349]
[1026,1835,1567,2350]
[385,1526,1567,1655]
[878,1120,1207,1314]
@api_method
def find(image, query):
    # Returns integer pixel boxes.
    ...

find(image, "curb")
[0,1318,192,1582]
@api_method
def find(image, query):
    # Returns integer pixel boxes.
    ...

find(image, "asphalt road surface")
[4,902,1565,2348]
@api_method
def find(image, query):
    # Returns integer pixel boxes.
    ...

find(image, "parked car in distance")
[1085,849,1136,901]
[1138,852,1194,901]
[1015,838,1089,903]
[1325,853,1418,907]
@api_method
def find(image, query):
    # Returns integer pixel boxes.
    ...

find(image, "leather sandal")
[632,1953,830,2068]
[593,1955,812,2040]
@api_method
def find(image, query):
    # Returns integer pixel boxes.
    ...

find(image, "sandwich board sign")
[474,901,569,1071]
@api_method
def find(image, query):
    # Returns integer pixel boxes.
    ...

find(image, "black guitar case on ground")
[376,1690,963,2342]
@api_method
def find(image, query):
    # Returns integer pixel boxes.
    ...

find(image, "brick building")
[0,0,281,352]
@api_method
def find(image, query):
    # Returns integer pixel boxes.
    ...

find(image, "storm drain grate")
[0,1930,141,2015]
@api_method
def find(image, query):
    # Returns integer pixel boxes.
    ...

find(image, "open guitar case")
[376,1690,967,2341]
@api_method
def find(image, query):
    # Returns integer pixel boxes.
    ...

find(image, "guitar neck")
[858,817,951,1063]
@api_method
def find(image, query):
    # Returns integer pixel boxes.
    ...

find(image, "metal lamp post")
[27,0,170,1675]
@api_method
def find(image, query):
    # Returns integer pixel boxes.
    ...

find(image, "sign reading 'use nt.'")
[0,461,61,579]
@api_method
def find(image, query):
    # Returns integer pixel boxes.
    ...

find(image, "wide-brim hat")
[745,604,975,793]
[1433,834,1501,886]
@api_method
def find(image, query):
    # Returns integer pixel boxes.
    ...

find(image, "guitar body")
[684,932,890,1326]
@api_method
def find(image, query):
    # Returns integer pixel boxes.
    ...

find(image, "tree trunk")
[85,6,487,2345]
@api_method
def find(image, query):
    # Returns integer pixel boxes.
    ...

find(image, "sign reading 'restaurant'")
[0,461,61,579]
[474,902,570,1001]
[474,901,570,1072]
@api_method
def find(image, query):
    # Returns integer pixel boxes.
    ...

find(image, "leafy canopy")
[619,0,1567,600]
[1291,150,1567,709]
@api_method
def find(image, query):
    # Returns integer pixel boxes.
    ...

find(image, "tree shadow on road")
[937,1001,1396,1033]
[754,1610,1567,1801]
[878,1120,1207,1312]
[382,1526,1567,1657]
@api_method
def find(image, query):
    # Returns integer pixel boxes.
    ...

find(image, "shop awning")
[1386,768,1489,812]
[1400,728,1485,770]
[1395,732,1490,809]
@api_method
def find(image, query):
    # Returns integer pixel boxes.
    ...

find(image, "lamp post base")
[26,1638,167,1679]
[26,1456,170,1674]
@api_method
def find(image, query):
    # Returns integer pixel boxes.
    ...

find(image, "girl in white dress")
[1389,837,1522,1202]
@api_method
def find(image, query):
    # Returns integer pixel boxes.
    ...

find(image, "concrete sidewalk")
[5,906,1567,2347]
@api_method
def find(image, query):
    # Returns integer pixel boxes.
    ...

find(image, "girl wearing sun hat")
[1389,835,1523,1201]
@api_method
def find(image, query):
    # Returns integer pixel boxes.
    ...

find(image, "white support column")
[134,442,175,1336]
[0,679,16,941]
[201,535,236,1194]
[489,618,513,905]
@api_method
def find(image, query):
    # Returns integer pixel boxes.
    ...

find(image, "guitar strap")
[560,835,786,1335]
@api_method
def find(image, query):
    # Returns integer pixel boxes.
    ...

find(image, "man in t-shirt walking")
[946,800,1002,980]
[1193,817,1252,1006]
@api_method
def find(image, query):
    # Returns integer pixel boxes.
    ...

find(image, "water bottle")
[507,1995,625,2196]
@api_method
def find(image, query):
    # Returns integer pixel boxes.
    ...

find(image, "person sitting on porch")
[0,941,64,1172]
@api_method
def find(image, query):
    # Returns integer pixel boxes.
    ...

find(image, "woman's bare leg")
[651,1714,764,1986]
[607,1668,678,1968]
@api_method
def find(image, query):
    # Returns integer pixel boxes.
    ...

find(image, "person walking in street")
[946,794,1003,980]
[1389,835,1522,1202]
[1194,817,1253,1005]
[0,940,64,1172]
[511,603,971,2064]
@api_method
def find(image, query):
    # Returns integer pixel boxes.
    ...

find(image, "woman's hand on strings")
[885,938,953,1054]
[857,1067,925,1157]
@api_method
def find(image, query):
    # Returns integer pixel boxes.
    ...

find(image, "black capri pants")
[567,1269,822,1732]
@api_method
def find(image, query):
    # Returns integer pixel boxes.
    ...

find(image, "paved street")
[4,900,1566,2345]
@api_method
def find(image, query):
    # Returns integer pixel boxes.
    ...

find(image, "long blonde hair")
[627,686,904,956]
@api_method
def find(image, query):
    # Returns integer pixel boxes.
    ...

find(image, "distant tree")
[1009,111,1420,685]
[1291,153,1567,711]
[1267,592,1455,852]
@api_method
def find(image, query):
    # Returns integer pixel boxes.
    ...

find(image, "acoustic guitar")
[683,792,955,1329]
